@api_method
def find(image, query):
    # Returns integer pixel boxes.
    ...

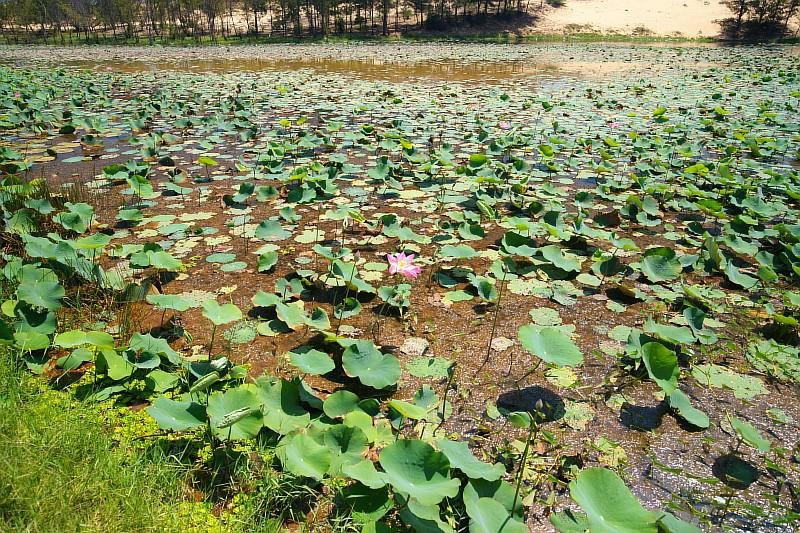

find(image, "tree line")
[0,0,544,42]
[720,0,799,38]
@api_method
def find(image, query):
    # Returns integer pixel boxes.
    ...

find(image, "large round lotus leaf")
[644,319,696,345]
[17,280,64,311]
[342,340,401,389]
[207,386,263,441]
[74,233,112,250]
[436,439,505,481]
[324,424,369,476]
[378,439,460,506]
[539,245,581,273]
[255,219,291,241]
[201,299,242,326]
[342,459,387,489]
[128,332,180,365]
[122,348,160,369]
[274,301,309,330]
[323,390,361,419]
[147,397,206,431]
[518,325,583,367]
[439,244,478,259]
[146,293,192,312]
[641,342,679,394]
[640,247,682,283]
[289,345,335,375]
[254,377,310,435]
[148,250,182,271]
[569,468,658,533]
[257,251,279,272]
[205,252,236,264]
[54,329,114,349]
[278,429,331,481]
[466,497,528,533]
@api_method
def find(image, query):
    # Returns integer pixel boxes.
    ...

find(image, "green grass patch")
[0,354,211,532]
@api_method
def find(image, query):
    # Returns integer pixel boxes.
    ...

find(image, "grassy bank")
[0,354,205,532]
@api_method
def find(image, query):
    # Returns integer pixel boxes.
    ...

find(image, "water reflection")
[64,57,570,82]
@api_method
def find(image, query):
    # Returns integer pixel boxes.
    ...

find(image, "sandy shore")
[535,0,730,37]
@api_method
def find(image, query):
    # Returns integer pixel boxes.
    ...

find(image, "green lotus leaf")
[656,512,702,533]
[500,231,537,256]
[147,397,206,431]
[146,293,192,312]
[129,332,180,364]
[74,233,112,250]
[569,468,658,533]
[289,345,335,375]
[257,251,279,272]
[148,250,183,271]
[323,390,362,419]
[206,252,236,264]
[729,416,770,452]
[436,439,505,481]
[641,342,679,394]
[724,262,759,289]
[55,329,114,349]
[667,389,709,429]
[324,424,369,476]
[466,497,528,533]
[387,399,428,420]
[641,247,682,283]
[278,429,331,481]
[378,439,460,506]
[439,244,478,259]
[550,509,590,533]
[207,386,263,441]
[644,319,696,345]
[397,496,456,533]
[540,245,581,273]
[17,280,64,311]
[255,219,291,241]
[98,349,134,381]
[342,459,387,489]
[463,478,523,519]
[518,325,583,367]
[255,377,311,435]
[342,340,401,389]
[340,483,393,525]
[202,299,243,326]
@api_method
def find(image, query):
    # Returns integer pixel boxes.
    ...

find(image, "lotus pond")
[1,43,800,532]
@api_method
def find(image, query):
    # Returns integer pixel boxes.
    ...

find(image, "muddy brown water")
[62,57,570,82]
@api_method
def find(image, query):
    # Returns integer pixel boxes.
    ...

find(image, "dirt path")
[535,0,730,37]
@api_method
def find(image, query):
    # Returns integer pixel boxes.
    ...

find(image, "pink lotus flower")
[387,252,421,279]
[608,121,621,129]
[14,92,21,98]
[498,121,512,130]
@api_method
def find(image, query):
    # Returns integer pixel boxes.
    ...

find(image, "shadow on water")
[497,385,566,422]
[620,401,666,431]
[712,454,759,490]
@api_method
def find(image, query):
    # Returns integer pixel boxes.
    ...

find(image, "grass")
[0,350,331,532]
[0,353,204,532]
